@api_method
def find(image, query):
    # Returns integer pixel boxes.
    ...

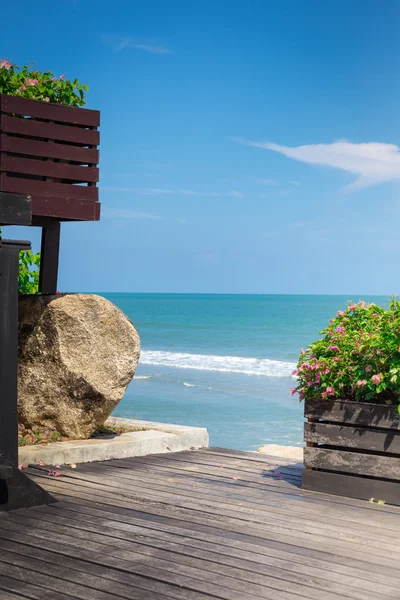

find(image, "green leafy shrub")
[0,59,88,106]
[291,298,400,410]
[0,227,41,294]
[18,249,40,294]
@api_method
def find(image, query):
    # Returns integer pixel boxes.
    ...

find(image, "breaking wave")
[140,350,295,378]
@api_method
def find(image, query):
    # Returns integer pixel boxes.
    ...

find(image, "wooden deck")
[0,448,400,599]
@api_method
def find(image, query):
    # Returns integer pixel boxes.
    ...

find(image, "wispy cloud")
[235,137,400,190]
[101,186,243,197]
[102,207,163,220]
[103,34,172,54]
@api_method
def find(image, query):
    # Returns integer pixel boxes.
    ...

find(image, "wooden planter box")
[303,398,400,505]
[0,94,100,222]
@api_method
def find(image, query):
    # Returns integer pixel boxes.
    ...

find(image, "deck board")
[0,447,399,599]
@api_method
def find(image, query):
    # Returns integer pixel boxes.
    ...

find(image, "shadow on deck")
[0,448,399,599]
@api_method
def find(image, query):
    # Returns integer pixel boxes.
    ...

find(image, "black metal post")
[0,240,30,467]
[39,221,61,294]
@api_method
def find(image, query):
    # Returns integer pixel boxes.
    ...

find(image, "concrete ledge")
[19,419,209,466]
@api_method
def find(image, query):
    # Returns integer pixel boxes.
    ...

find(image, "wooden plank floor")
[0,448,399,599]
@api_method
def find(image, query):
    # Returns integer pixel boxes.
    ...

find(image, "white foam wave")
[183,382,196,387]
[140,350,296,378]
[134,375,153,380]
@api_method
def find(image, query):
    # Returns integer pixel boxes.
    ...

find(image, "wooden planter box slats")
[0,134,99,164]
[304,422,400,452]
[303,398,400,506]
[0,94,99,127]
[304,397,400,428]
[0,94,100,222]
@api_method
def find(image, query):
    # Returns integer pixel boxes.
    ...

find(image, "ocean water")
[102,294,389,451]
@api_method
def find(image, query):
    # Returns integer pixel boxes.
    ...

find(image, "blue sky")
[3,0,400,294]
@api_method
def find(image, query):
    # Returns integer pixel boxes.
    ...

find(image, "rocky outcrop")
[18,294,140,439]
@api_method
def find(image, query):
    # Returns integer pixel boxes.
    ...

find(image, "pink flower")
[326,387,335,396]
[348,304,358,311]
[336,327,345,333]
[292,370,297,376]
[307,381,312,387]
[358,300,367,308]
[337,311,344,317]
[60,74,66,80]
[330,345,339,351]
[368,333,373,338]
[19,84,26,91]
[300,348,305,355]
[324,368,330,374]
[356,379,367,387]
[290,387,296,396]
[371,374,382,385]
[365,365,372,373]
[315,373,321,384]
[0,59,12,70]
[52,76,57,82]
[24,77,39,87]
[321,392,327,399]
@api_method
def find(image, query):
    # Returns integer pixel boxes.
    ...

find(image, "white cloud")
[103,35,172,54]
[102,187,243,198]
[235,138,400,190]
[102,208,163,220]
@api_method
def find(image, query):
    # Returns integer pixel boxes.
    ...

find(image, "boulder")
[18,294,140,439]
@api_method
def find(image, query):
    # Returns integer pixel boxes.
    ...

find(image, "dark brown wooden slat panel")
[0,133,99,163]
[302,469,400,504]
[305,399,400,429]
[1,114,99,146]
[304,447,400,479]
[1,156,99,182]
[1,174,98,200]
[0,191,31,225]
[304,421,400,453]
[0,94,100,127]
[29,195,100,221]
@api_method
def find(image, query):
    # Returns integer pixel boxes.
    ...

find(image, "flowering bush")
[0,59,88,106]
[291,299,400,411]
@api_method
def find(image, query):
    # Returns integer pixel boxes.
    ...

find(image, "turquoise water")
[102,294,389,451]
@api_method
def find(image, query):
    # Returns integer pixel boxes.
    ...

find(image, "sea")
[102,293,389,451]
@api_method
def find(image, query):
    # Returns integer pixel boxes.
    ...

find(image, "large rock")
[18,294,140,439]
